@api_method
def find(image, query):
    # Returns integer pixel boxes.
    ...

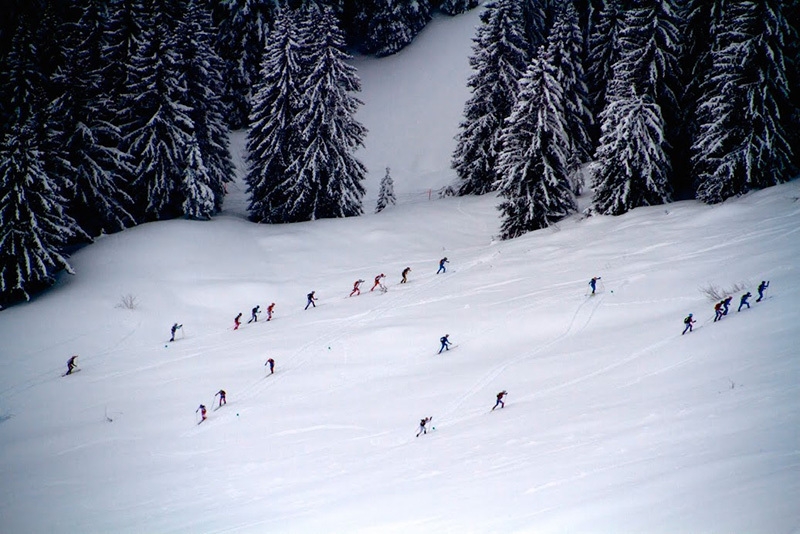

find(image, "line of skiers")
[197,360,276,424]
[683,280,769,335]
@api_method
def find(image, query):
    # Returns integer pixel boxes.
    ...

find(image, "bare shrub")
[700,282,749,302]
[116,294,138,310]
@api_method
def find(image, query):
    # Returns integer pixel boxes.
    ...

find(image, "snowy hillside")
[2,9,800,534]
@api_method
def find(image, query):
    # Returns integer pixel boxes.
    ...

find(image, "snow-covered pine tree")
[591,89,672,216]
[375,167,396,213]
[178,0,234,215]
[782,0,800,171]
[119,1,193,222]
[48,2,136,238]
[546,2,593,193]
[0,21,83,306]
[452,0,530,196]
[496,47,576,240]
[212,0,276,129]
[246,8,304,223]
[440,0,479,16]
[585,0,625,123]
[692,0,794,203]
[281,5,367,221]
[363,0,434,57]
[182,135,216,220]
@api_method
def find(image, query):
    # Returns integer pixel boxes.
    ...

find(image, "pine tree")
[496,48,576,240]
[452,0,530,195]
[440,0,479,16]
[246,8,304,223]
[692,0,794,203]
[0,21,83,306]
[363,0,434,57]
[585,0,625,122]
[592,89,672,215]
[178,0,234,215]
[546,2,593,193]
[182,135,216,220]
[119,1,193,222]
[782,0,800,171]
[48,1,136,238]
[375,167,397,213]
[279,6,367,221]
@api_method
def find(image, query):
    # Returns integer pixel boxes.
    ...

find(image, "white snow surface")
[2,9,800,534]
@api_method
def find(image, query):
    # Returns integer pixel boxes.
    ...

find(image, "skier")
[266,302,275,321]
[305,291,317,310]
[722,296,733,315]
[713,301,724,322]
[233,312,242,330]
[169,323,182,342]
[437,257,449,274]
[682,313,695,335]
[416,416,433,437]
[196,404,207,423]
[65,355,79,376]
[215,389,226,407]
[248,305,261,323]
[438,334,452,354]
[265,358,275,374]
[589,276,602,294]
[756,280,770,302]
[350,279,365,297]
[370,273,386,292]
[401,267,411,284]
[738,292,752,312]
[492,391,507,411]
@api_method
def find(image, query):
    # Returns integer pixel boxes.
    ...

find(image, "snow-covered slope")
[2,9,800,534]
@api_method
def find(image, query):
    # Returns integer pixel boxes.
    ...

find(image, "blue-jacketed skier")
[305,291,317,310]
[401,267,411,284]
[248,305,260,323]
[492,391,507,411]
[438,334,452,354]
[437,257,449,274]
[722,296,733,315]
[682,314,695,335]
[756,281,769,302]
[65,355,79,375]
[589,276,601,294]
[738,292,752,312]
[215,390,226,407]
[170,323,182,342]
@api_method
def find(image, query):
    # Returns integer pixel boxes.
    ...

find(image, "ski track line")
[438,292,607,424]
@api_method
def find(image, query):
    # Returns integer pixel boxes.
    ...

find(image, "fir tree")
[452,0,530,195]
[363,0,434,57]
[585,0,625,122]
[119,1,193,222]
[496,48,576,240]
[0,21,83,306]
[440,0,479,16]
[375,167,396,213]
[692,0,794,203]
[546,2,593,193]
[281,6,367,221]
[592,89,672,215]
[246,8,304,223]
[182,135,216,220]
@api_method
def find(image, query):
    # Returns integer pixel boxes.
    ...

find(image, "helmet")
[688,313,693,317]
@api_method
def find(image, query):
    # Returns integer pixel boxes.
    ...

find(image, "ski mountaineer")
[170,323,182,342]
[682,313,695,335]
[438,334,452,354]
[370,274,386,292]
[713,300,724,322]
[350,279,365,297]
[215,390,226,407]
[722,296,733,315]
[589,276,601,294]
[65,355,79,375]
[738,291,752,312]
[305,291,317,310]
[756,280,770,302]
[196,404,207,422]
[492,391,507,411]
[416,416,433,437]
[265,358,275,374]
[266,303,276,321]
[401,267,411,284]
[234,312,242,330]
[248,305,261,323]
[437,257,449,274]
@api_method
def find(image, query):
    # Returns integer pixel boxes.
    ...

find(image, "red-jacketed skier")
[234,312,242,330]
[416,416,433,437]
[492,391,507,410]
[370,274,386,292]
[265,358,275,374]
[197,404,207,423]
[350,279,365,297]
[266,303,275,321]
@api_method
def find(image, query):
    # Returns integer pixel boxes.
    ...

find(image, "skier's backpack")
[684,316,691,324]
